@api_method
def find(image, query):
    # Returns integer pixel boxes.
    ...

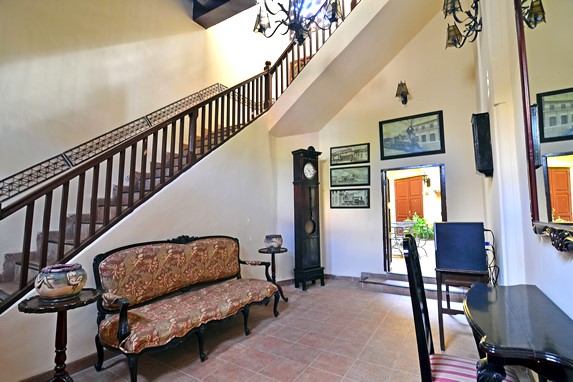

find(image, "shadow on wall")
[0,0,204,64]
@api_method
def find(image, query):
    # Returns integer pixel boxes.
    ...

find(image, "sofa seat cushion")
[99,278,278,354]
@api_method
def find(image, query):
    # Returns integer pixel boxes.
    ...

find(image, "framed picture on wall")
[330,188,370,208]
[379,111,445,160]
[330,166,370,187]
[330,143,370,166]
[537,87,573,143]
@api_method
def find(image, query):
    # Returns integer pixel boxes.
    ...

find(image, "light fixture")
[395,82,409,105]
[253,0,342,45]
[443,0,482,48]
[522,0,545,29]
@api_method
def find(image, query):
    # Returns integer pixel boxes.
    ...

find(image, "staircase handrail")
[0,77,265,219]
[0,83,228,204]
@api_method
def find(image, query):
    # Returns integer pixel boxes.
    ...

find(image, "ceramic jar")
[34,263,87,301]
[264,234,283,249]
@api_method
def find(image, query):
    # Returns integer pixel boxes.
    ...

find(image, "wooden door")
[395,176,424,221]
[549,167,572,221]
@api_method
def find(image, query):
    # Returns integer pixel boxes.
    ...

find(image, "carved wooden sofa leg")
[196,326,207,362]
[128,355,138,382]
[273,293,279,317]
[241,305,251,335]
[94,334,104,371]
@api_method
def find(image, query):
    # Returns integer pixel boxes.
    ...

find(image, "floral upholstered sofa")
[92,235,279,382]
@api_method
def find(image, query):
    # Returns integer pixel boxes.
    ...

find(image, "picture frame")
[330,143,370,166]
[330,166,370,187]
[330,188,370,208]
[536,87,573,143]
[379,110,445,160]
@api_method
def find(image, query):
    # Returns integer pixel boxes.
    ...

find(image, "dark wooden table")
[258,247,288,302]
[464,283,573,381]
[18,288,101,382]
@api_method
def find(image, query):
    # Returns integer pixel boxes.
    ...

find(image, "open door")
[381,164,447,276]
[395,175,424,221]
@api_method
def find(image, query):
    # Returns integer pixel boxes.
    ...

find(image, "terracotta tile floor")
[67,279,508,381]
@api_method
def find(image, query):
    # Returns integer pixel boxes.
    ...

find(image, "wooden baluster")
[74,173,85,248]
[19,202,34,289]
[103,158,112,225]
[40,191,52,268]
[89,164,99,236]
[57,182,69,261]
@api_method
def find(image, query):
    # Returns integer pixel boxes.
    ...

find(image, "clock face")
[303,162,317,180]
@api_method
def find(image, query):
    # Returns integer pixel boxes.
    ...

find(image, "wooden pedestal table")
[18,288,101,382]
[258,247,289,302]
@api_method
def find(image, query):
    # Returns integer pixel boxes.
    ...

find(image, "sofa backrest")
[94,235,240,306]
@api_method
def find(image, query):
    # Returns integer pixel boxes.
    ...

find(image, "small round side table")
[18,288,101,382]
[258,247,289,302]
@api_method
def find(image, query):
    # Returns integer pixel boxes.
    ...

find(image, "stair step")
[14,260,40,285]
[0,281,19,301]
[359,275,466,303]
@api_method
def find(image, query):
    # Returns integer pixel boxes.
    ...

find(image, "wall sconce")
[522,0,546,29]
[443,0,481,48]
[422,174,431,188]
[395,82,409,105]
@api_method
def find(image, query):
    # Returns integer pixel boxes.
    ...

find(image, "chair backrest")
[403,234,434,382]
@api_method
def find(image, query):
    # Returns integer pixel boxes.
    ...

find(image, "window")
[549,116,557,126]
[561,115,569,125]
[429,133,436,142]
[421,135,427,143]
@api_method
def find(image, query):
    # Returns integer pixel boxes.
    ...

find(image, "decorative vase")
[264,234,283,249]
[34,263,87,301]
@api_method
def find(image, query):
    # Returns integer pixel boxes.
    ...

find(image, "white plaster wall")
[316,11,480,277]
[0,116,277,381]
[205,5,290,86]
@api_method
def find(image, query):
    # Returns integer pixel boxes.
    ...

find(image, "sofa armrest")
[240,259,273,282]
[116,297,131,343]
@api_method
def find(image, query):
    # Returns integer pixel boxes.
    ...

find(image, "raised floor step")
[359,273,467,303]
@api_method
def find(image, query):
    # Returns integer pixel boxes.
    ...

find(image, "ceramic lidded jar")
[34,263,87,301]
[264,234,283,249]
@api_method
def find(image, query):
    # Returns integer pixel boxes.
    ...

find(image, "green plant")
[405,213,434,239]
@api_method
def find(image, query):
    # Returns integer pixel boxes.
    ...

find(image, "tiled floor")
[67,279,504,381]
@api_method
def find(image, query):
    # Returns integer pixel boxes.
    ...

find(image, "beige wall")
[314,11,481,277]
[2,0,573,380]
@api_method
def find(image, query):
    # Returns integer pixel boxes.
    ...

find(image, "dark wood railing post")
[264,61,272,111]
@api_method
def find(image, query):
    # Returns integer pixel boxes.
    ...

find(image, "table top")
[18,288,101,314]
[464,284,573,377]
[258,247,288,254]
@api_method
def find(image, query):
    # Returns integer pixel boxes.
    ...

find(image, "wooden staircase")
[0,0,361,314]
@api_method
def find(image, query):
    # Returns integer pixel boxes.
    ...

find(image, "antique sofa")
[92,235,279,382]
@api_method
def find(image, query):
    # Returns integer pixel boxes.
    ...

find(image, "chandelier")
[443,0,482,48]
[253,0,342,45]
[521,0,545,29]
[443,0,545,48]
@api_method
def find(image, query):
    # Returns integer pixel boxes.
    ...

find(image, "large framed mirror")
[518,0,573,248]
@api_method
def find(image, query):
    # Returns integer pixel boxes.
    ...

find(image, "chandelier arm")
[264,19,290,38]
[263,0,288,18]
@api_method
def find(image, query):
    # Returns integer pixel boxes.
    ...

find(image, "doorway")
[381,164,447,278]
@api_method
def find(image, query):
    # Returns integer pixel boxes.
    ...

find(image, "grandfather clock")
[292,146,325,291]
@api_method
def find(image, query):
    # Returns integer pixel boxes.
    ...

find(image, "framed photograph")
[379,110,445,160]
[330,188,370,208]
[330,143,370,166]
[537,87,573,143]
[330,166,370,187]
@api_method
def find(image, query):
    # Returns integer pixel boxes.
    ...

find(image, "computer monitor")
[434,222,487,272]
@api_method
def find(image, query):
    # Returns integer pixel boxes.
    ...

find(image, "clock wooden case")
[292,146,325,291]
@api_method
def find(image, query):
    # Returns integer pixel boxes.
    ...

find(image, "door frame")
[381,163,447,272]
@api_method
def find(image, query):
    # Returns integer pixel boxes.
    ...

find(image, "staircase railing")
[0,0,360,314]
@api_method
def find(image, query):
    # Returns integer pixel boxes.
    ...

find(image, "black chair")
[402,234,519,382]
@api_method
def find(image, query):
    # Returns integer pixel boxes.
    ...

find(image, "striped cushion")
[430,354,520,382]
